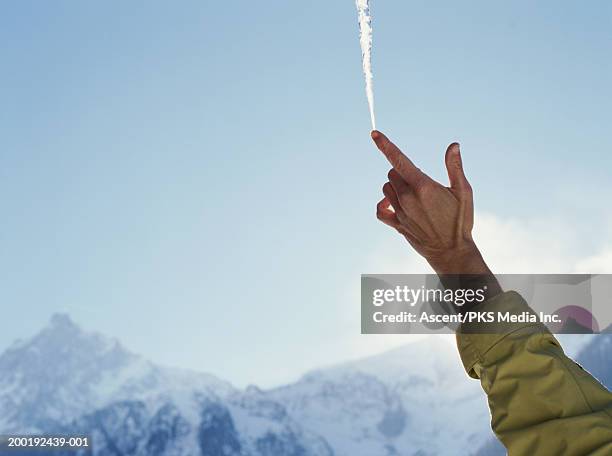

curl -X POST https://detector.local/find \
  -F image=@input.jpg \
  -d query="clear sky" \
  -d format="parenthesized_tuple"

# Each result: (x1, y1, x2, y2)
(1, 1, 611, 388)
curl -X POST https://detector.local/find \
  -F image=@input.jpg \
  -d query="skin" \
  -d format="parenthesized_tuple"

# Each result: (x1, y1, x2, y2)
(371, 130, 497, 279)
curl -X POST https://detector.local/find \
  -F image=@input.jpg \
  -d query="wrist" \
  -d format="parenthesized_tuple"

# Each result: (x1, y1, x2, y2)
(427, 242, 503, 306)
(427, 241, 490, 276)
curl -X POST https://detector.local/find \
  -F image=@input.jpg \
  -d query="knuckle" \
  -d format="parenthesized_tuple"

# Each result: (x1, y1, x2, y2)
(414, 178, 432, 196)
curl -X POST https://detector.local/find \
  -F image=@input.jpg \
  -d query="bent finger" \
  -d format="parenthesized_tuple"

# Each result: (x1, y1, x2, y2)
(376, 197, 402, 230)
(382, 182, 403, 214)
(388, 169, 417, 210)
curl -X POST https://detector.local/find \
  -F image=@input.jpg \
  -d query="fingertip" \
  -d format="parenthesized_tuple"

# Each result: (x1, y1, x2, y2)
(445, 142, 468, 189)
(371, 130, 381, 140)
(445, 142, 461, 163)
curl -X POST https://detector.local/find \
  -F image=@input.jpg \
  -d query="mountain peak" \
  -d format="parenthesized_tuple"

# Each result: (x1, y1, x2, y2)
(0, 313, 142, 432)
(49, 313, 79, 331)
(0, 312, 133, 380)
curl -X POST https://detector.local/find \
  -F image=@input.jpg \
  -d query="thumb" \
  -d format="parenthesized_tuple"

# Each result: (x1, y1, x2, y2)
(445, 142, 470, 191)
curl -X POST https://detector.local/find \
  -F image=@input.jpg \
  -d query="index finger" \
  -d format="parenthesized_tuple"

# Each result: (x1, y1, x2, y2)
(371, 130, 424, 185)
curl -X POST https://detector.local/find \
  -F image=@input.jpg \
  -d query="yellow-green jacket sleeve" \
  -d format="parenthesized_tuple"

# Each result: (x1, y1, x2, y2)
(456, 291, 612, 455)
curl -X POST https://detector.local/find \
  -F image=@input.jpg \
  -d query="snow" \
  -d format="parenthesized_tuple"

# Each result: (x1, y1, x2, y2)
(5, 315, 604, 455)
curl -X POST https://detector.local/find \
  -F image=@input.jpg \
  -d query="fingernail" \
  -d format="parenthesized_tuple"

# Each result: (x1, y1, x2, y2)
(371, 130, 380, 140)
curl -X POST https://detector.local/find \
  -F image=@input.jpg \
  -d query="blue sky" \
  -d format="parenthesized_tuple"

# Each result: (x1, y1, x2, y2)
(1, 1, 611, 387)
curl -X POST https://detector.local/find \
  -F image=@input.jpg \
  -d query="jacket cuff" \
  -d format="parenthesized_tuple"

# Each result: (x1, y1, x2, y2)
(456, 290, 548, 378)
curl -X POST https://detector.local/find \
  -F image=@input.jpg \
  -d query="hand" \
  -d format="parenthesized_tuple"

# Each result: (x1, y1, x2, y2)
(371, 130, 492, 276)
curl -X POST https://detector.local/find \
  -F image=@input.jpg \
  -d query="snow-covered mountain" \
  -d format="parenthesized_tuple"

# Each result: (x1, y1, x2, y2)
(269, 337, 490, 455)
(0, 314, 331, 456)
(1, 314, 608, 455)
